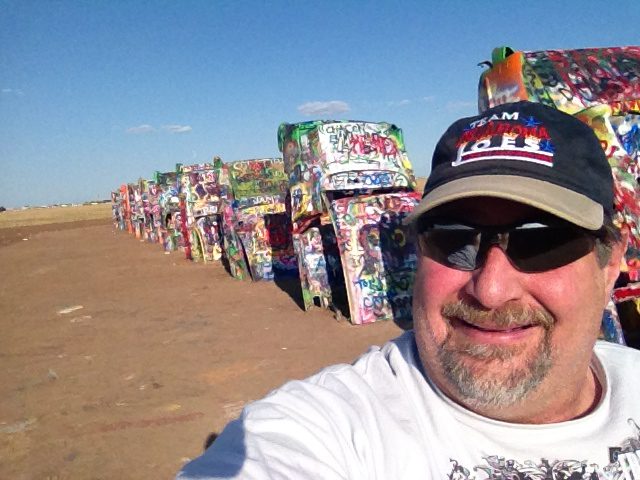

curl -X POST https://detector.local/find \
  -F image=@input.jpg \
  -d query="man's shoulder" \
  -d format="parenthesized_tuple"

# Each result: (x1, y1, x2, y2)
(595, 340, 640, 358)
(279, 330, 417, 386)
(594, 341, 640, 376)
(306, 330, 419, 386)
(248, 330, 421, 416)
(178, 332, 428, 479)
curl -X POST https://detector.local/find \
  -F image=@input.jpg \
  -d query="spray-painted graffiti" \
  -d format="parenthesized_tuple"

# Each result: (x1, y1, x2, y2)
(228, 157, 288, 199)
(142, 179, 159, 243)
(478, 45, 640, 341)
(330, 192, 420, 325)
(116, 184, 131, 233)
(480, 47, 640, 114)
(180, 160, 228, 217)
(130, 181, 147, 240)
(266, 214, 297, 273)
(523, 47, 640, 114)
(179, 157, 230, 263)
(279, 121, 417, 224)
(155, 170, 182, 252)
(326, 170, 412, 191)
(190, 215, 223, 262)
(115, 178, 169, 247)
(222, 158, 296, 281)
(126, 184, 136, 235)
(111, 191, 126, 230)
(234, 215, 275, 280)
(220, 203, 250, 280)
(293, 227, 333, 309)
(316, 122, 411, 173)
(279, 120, 419, 324)
(113, 188, 130, 231)
(602, 298, 626, 344)
(576, 106, 640, 280)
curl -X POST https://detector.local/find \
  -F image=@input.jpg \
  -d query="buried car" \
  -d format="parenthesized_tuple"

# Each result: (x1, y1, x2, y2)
(278, 120, 420, 326)
(221, 157, 296, 281)
(177, 157, 230, 263)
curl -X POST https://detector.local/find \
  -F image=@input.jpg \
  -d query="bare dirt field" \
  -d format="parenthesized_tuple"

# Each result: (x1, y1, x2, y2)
(0, 207, 403, 479)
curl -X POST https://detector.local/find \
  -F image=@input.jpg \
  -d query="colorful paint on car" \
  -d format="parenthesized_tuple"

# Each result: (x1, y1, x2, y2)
(329, 192, 421, 325)
(278, 120, 419, 325)
(154, 169, 182, 252)
(222, 157, 296, 281)
(130, 181, 146, 240)
(178, 157, 230, 263)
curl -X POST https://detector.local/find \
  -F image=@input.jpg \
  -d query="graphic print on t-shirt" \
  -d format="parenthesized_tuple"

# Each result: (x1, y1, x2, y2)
(446, 418, 640, 480)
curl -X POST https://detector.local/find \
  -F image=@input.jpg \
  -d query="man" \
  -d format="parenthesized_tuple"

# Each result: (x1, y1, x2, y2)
(178, 102, 640, 479)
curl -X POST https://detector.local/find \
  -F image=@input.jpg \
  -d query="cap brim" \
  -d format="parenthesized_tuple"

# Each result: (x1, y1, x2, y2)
(404, 175, 604, 230)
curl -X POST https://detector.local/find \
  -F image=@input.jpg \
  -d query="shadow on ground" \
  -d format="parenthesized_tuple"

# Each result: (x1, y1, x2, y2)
(273, 276, 306, 311)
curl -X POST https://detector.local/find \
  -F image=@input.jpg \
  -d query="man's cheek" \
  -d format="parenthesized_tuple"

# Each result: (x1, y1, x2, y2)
(417, 260, 465, 300)
(412, 292, 449, 346)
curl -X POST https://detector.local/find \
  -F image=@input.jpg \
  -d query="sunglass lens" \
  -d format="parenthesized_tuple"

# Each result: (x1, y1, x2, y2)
(421, 230, 480, 271)
(508, 228, 595, 272)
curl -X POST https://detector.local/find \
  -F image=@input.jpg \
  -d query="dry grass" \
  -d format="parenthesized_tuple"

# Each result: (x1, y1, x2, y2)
(0, 203, 112, 229)
(0, 178, 427, 230)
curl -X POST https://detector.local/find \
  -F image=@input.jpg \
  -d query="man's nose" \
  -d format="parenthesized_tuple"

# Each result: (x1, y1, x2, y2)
(464, 245, 525, 309)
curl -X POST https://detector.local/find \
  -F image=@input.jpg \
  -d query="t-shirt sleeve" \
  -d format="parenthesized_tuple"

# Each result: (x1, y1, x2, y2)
(176, 374, 368, 480)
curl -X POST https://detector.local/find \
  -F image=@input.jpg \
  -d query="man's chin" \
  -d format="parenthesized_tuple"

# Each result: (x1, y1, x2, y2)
(438, 339, 553, 408)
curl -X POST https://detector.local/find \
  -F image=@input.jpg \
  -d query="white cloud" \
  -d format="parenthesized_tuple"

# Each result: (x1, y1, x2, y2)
(2, 88, 24, 96)
(446, 100, 477, 112)
(162, 124, 192, 134)
(387, 99, 411, 107)
(385, 96, 435, 107)
(126, 124, 156, 134)
(125, 123, 192, 135)
(297, 100, 350, 116)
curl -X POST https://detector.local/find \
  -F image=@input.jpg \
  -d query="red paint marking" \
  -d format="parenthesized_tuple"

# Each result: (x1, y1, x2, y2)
(95, 411, 205, 433)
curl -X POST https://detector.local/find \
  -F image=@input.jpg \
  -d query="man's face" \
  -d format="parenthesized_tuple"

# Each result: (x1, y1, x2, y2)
(412, 197, 622, 422)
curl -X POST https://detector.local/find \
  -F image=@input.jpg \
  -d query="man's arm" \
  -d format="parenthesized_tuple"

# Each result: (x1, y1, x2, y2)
(177, 376, 368, 480)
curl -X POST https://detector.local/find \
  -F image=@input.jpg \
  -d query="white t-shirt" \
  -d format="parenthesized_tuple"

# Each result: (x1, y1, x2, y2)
(178, 331, 640, 480)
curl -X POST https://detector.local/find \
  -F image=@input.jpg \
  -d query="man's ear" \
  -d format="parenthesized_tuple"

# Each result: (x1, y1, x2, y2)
(604, 226, 630, 298)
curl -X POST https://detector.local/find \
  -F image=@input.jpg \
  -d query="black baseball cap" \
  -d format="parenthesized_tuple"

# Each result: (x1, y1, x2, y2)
(405, 101, 614, 230)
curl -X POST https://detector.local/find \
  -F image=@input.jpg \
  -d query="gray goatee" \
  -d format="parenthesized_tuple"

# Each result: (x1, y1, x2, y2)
(437, 301, 555, 408)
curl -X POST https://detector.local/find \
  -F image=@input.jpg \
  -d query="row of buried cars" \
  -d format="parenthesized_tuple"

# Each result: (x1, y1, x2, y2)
(113, 45, 640, 343)
(112, 121, 421, 327)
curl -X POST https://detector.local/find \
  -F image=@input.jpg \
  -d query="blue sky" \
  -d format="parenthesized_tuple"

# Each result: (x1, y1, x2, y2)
(1, 0, 639, 207)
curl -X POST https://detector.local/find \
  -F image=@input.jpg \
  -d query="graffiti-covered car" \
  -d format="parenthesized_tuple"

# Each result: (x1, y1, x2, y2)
(117, 184, 132, 233)
(123, 183, 135, 234)
(111, 190, 122, 230)
(142, 178, 160, 243)
(278, 120, 420, 326)
(112, 188, 127, 231)
(132, 177, 158, 243)
(154, 169, 183, 252)
(221, 157, 296, 281)
(477, 45, 640, 344)
(129, 181, 147, 240)
(178, 157, 230, 263)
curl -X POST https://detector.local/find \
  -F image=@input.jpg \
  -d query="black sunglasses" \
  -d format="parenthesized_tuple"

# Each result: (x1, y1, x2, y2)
(417, 218, 601, 273)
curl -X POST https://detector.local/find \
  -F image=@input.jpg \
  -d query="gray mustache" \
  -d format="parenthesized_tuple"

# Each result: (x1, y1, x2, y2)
(441, 301, 555, 330)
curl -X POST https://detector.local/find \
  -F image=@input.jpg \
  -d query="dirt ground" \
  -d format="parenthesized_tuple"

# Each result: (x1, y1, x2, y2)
(0, 218, 403, 479)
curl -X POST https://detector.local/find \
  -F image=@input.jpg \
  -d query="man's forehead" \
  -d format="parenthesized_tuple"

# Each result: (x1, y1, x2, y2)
(424, 196, 549, 225)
